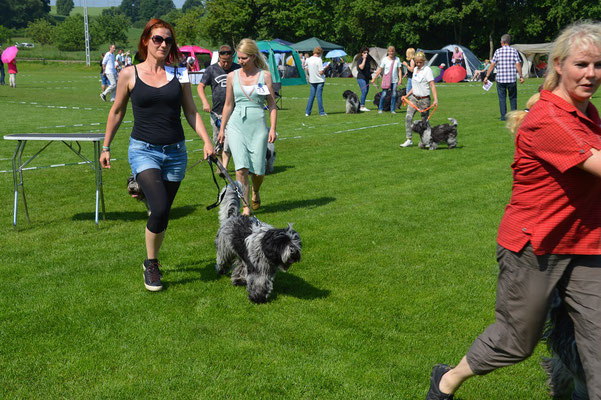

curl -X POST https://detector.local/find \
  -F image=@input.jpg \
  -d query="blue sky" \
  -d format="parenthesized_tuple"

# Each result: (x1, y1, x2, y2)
(50, 0, 186, 8)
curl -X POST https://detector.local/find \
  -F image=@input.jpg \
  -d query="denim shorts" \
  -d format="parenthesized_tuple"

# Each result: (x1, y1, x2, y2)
(101, 73, 109, 86)
(128, 137, 188, 182)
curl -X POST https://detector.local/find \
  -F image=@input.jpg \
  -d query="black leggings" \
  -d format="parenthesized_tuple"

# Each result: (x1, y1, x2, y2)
(135, 168, 181, 233)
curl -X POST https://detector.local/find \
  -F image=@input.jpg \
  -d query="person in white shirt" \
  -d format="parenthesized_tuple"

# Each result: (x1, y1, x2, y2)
(371, 46, 402, 113)
(304, 47, 327, 116)
(100, 44, 118, 102)
(401, 51, 438, 147)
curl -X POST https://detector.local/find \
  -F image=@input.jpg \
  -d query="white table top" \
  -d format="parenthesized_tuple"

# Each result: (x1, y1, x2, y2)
(4, 133, 105, 141)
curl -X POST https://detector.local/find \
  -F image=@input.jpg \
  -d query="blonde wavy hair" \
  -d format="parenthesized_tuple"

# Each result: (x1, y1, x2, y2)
(506, 21, 601, 136)
(236, 38, 269, 71)
(406, 48, 415, 61)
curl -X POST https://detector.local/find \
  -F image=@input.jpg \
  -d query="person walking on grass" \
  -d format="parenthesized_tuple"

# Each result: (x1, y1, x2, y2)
(304, 47, 327, 116)
(426, 22, 601, 400)
(99, 19, 214, 292)
(483, 34, 524, 121)
(356, 47, 372, 112)
(100, 44, 117, 102)
(372, 46, 402, 114)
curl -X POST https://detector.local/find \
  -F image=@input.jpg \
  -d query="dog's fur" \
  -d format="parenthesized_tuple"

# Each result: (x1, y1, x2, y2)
(127, 174, 150, 215)
(342, 90, 360, 114)
(265, 141, 276, 174)
(411, 118, 458, 150)
(541, 290, 588, 400)
(373, 87, 406, 111)
(215, 183, 302, 303)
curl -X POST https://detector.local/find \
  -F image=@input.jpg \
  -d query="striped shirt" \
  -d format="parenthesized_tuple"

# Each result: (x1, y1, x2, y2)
(491, 45, 521, 83)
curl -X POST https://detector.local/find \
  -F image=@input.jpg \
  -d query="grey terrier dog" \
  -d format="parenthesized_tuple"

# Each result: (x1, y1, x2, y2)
(541, 290, 588, 400)
(127, 174, 150, 215)
(342, 90, 360, 114)
(215, 183, 302, 303)
(411, 117, 458, 150)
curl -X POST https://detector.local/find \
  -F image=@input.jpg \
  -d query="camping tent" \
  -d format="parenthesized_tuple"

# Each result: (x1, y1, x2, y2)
(512, 43, 554, 78)
(350, 47, 387, 78)
(419, 44, 482, 80)
(291, 37, 344, 53)
(256, 40, 306, 86)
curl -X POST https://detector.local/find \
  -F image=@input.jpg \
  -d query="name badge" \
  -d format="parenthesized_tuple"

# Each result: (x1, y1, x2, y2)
(255, 82, 270, 95)
(165, 66, 190, 84)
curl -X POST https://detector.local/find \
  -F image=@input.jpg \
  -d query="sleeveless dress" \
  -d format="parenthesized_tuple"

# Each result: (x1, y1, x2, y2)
(226, 69, 268, 175)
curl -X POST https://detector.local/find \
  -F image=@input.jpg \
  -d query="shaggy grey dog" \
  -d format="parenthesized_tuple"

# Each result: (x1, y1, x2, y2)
(342, 90, 360, 114)
(541, 290, 588, 400)
(411, 117, 458, 150)
(266, 141, 276, 174)
(215, 183, 302, 303)
(127, 174, 150, 215)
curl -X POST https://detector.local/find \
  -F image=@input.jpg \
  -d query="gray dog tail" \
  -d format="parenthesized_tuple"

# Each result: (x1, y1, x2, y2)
(218, 183, 241, 224)
(448, 118, 458, 126)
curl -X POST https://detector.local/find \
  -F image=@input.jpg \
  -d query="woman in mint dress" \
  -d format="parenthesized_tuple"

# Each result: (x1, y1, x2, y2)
(219, 39, 277, 215)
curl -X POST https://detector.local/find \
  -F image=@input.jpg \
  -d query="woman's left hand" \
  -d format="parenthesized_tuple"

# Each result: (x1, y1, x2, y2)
(268, 128, 277, 143)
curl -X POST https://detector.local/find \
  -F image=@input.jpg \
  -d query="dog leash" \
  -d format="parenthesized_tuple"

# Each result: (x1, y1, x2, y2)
(401, 96, 438, 121)
(205, 155, 256, 217)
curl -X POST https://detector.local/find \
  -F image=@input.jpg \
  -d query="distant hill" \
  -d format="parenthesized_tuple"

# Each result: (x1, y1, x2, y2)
(49, 0, 185, 8)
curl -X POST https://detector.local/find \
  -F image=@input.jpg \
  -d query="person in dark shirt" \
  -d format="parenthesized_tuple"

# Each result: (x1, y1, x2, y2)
(356, 47, 372, 112)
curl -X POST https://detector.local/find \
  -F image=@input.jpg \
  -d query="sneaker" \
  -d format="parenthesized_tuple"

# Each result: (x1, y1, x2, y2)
(426, 364, 454, 400)
(360, 106, 371, 112)
(143, 259, 163, 291)
(400, 139, 413, 147)
(305, 113, 309, 117)
(100, 93, 107, 102)
(391, 110, 396, 114)
(319, 113, 327, 116)
(378, 110, 383, 114)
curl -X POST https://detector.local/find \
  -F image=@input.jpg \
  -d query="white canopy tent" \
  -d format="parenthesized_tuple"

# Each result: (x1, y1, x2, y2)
(512, 43, 554, 78)
(350, 47, 387, 78)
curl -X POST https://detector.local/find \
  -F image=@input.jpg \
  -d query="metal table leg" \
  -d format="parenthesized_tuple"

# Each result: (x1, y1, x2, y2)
(11, 140, 30, 227)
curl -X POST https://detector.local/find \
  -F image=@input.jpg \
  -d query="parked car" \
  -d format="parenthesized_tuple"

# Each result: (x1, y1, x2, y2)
(16, 43, 35, 48)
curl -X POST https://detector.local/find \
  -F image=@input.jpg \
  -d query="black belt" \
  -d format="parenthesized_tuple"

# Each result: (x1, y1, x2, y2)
(414, 95, 430, 100)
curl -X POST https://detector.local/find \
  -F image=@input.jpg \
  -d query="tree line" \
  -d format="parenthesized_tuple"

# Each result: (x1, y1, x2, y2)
(1, 0, 600, 58)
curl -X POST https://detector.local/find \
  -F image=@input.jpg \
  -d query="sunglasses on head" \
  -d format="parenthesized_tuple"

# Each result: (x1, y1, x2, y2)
(151, 35, 174, 46)
(219, 50, 233, 56)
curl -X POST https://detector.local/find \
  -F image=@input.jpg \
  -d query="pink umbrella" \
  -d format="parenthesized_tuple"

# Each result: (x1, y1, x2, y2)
(442, 65, 467, 83)
(179, 45, 211, 55)
(1, 46, 18, 63)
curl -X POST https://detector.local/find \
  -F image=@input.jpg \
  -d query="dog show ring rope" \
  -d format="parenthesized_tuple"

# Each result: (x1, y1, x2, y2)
(401, 96, 438, 121)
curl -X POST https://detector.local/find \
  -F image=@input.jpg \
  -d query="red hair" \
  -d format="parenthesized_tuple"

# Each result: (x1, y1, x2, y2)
(138, 18, 182, 64)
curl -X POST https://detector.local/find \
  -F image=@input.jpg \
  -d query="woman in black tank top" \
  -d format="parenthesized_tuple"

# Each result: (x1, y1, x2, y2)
(99, 18, 214, 292)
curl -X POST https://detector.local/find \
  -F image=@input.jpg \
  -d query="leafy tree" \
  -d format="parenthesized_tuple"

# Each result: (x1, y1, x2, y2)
(101, 7, 124, 17)
(139, 0, 175, 22)
(3, 0, 51, 28)
(56, 0, 74, 16)
(26, 18, 54, 45)
(119, 0, 141, 23)
(53, 14, 100, 51)
(182, 0, 202, 13)
(174, 8, 202, 45)
(91, 14, 129, 45)
(162, 9, 183, 26)
(0, 25, 12, 46)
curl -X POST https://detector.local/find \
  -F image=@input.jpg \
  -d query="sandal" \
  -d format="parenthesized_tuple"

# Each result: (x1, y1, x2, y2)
(251, 192, 261, 210)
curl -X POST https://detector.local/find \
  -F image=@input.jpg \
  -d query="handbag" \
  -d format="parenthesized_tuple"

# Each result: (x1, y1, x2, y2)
(381, 59, 395, 89)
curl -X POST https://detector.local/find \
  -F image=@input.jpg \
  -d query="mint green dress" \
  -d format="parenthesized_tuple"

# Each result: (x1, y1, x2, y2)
(226, 69, 268, 175)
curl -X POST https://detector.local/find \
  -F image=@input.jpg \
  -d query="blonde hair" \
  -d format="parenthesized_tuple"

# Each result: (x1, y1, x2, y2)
(544, 21, 601, 91)
(414, 51, 426, 62)
(505, 93, 541, 136)
(236, 38, 268, 71)
(406, 48, 415, 60)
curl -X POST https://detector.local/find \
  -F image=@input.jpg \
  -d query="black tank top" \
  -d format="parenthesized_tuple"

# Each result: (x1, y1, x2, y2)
(130, 65, 185, 145)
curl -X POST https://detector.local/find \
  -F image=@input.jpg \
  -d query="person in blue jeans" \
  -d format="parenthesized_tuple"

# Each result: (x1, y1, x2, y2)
(356, 47, 372, 111)
(371, 46, 402, 114)
(0, 47, 5, 85)
(305, 47, 327, 116)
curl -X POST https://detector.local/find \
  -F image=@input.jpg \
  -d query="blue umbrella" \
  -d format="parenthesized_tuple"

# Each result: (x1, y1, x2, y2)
(325, 49, 347, 58)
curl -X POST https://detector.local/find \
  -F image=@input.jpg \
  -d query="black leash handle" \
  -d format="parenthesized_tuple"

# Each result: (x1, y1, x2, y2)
(206, 156, 255, 216)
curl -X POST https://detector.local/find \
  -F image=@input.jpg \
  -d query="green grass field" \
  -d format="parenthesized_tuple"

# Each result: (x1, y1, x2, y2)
(0, 63, 591, 398)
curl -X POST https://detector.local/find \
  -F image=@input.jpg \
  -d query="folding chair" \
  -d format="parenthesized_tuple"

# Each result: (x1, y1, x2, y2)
(272, 82, 282, 109)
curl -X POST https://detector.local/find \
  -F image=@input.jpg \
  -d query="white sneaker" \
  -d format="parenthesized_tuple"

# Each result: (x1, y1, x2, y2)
(305, 113, 309, 117)
(378, 110, 383, 114)
(360, 106, 370, 112)
(400, 139, 413, 148)
(391, 110, 396, 114)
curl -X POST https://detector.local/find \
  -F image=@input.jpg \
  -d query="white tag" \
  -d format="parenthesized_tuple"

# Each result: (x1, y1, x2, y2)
(255, 82, 270, 95)
(483, 80, 493, 91)
(165, 66, 190, 83)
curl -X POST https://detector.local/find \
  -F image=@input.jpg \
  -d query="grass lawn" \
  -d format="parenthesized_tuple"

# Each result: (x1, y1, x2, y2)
(0, 63, 593, 398)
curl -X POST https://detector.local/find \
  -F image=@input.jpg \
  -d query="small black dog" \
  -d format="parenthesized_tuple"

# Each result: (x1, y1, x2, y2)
(342, 90, 360, 114)
(215, 183, 302, 303)
(541, 290, 588, 400)
(127, 174, 150, 215)
(373, 87, 406, 112)
(411, 118, 458, 150)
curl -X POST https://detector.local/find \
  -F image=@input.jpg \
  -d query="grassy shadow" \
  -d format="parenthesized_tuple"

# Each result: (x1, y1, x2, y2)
(259, 196, 336, 213)
(72, 205, 197, 221)
(271, 272, 330, 301)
